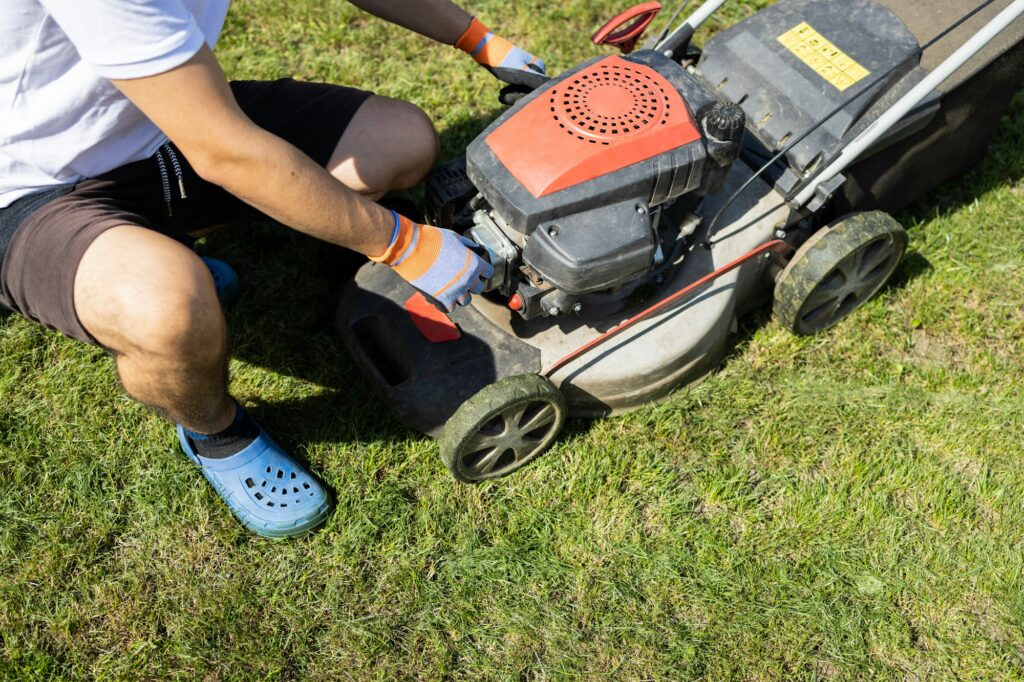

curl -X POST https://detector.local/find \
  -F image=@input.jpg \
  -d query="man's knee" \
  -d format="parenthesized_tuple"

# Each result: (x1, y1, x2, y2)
(75, 227, 226, 363)
(329, 96, 440, 196)
(129, 262, 225, 364)
(388, 99, 440, 190)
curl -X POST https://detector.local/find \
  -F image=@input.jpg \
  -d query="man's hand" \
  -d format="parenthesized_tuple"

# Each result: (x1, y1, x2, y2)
(371, 212, 492, 312)
(456, 17, 548, 86)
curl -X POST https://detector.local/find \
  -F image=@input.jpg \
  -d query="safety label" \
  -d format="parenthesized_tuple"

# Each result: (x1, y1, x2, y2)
(778, 22, 870, 91)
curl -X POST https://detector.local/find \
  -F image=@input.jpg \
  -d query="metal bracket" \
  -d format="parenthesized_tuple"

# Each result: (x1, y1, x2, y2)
(806, 173, 846, 213)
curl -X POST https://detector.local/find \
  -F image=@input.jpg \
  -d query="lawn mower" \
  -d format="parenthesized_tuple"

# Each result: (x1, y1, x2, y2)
(337, 0, 1024, 482)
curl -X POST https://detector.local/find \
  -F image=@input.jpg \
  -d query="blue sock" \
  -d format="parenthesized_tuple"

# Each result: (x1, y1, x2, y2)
(184, 402, 259, 459)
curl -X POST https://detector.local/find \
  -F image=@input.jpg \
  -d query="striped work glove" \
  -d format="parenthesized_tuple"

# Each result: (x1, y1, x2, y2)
(371, 211, 493, 312)
(456, 17, 547, 86)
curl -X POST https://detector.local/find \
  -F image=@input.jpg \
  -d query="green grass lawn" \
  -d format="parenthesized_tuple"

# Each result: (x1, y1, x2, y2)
(3, 1, 1024, 678)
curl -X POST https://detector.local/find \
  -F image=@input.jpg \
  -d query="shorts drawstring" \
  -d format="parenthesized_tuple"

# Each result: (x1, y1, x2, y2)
(155, 142, 187, 217)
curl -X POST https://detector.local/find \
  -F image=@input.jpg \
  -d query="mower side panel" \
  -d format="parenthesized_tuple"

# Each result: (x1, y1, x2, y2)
(531, 162, 791, 415)
(337, 265, 541, 437)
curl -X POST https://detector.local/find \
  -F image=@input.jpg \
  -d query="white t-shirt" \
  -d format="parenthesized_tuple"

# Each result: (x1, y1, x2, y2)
(0, 0, 231, 208)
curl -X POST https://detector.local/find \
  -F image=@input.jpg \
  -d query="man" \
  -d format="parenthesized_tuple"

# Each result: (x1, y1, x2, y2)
(0, 1, 547, 538)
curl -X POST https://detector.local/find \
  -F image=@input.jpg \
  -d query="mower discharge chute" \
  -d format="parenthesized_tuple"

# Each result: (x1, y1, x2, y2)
(338, 0, 1024, 483)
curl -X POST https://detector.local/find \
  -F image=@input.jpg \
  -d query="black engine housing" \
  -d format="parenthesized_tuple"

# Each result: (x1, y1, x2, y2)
(466, 50, 726, 297)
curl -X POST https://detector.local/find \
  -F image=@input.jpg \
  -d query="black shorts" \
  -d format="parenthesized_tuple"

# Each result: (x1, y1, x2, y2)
(0, 78, 373, 346)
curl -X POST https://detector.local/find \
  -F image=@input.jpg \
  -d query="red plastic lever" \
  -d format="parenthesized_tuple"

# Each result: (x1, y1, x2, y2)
(405, 292, 462, 343)
(592, 2, 663, 54)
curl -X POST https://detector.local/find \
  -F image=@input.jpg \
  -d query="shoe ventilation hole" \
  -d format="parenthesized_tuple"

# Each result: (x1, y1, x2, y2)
(548, 63, 671, 145)
(250, 473, 317, 505)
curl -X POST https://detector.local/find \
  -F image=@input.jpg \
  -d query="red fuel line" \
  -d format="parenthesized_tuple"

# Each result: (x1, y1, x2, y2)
(543, 239, 792, 378)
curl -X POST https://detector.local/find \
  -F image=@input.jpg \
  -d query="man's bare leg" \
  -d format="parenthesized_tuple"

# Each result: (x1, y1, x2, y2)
(74, 97, 438, 431)
(74, 226, 235, 434)
(326, 95, 439, 200)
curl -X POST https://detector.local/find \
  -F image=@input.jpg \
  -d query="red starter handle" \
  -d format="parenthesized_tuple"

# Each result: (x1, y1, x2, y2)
(592, 2, 663, 54)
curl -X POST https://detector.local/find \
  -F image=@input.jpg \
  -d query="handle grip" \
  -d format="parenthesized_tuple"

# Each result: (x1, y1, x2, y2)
(592, 2, 663, 54)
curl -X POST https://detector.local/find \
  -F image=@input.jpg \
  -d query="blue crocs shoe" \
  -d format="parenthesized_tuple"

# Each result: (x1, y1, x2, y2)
(202, 257, 241, 305)
(177, 425, 332, 538)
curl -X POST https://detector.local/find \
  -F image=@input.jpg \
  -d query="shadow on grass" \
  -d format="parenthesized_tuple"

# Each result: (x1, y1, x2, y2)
(436, 110, 504, 160)
(195, 224, 395, 448)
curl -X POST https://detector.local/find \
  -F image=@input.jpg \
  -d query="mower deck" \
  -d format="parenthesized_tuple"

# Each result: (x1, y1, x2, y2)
(337, 161, 791, 436)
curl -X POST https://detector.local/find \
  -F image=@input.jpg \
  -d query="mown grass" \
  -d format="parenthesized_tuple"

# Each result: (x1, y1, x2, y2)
(2, 1, 1023, 678)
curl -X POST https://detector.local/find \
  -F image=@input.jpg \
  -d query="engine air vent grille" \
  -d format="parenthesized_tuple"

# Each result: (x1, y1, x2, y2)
(549, 62, 671, 145)
(483, 54, 702, 198)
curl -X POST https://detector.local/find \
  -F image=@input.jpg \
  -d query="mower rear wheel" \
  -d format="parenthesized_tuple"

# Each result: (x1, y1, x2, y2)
(440, 374, 567, 483)
(774, 211, 907, 336)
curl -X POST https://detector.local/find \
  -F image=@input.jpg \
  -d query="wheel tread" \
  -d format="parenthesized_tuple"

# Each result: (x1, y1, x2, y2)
(439, 374, 567, 483)
(774, 211, 908, 336)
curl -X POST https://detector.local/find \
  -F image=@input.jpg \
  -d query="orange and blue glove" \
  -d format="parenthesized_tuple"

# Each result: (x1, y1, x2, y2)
(456, 17, 547, 87)
(371, 211, 493, 312)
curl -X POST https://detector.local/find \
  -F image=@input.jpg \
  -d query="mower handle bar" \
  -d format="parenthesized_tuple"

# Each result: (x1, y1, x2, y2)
(654, 0, 729, 58)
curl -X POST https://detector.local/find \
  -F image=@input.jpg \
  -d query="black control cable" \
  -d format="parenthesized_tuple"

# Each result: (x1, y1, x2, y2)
(651, 1, 692, 48)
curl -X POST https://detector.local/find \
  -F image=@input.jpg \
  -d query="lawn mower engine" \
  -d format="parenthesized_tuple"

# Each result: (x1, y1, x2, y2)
(435, 50, 744, 319)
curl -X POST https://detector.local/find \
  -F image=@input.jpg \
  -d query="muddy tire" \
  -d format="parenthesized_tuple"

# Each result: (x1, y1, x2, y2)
(774, 211, 907, 336)
(439, 374, 567, 483)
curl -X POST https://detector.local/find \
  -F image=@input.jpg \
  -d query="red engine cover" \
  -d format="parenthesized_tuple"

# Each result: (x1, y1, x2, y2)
(486, 55, 702, 199)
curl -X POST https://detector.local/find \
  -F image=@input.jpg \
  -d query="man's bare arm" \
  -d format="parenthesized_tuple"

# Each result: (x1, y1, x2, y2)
(345, 0, 472, 45)
(348, 1, 547, 86)
(111, 46, 393, 257)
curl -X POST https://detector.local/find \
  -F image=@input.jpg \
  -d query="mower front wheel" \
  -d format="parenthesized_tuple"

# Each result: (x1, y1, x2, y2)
(439, 374, 567, 483)
(774, 211, 907, 336)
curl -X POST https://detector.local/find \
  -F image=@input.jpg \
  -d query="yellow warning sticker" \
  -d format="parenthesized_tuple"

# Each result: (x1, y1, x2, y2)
(778, 22, 870, 92)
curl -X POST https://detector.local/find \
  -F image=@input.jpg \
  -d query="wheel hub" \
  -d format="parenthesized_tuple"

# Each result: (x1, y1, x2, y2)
(460, 400, 559, 477)
(799, 235, 900, 329)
